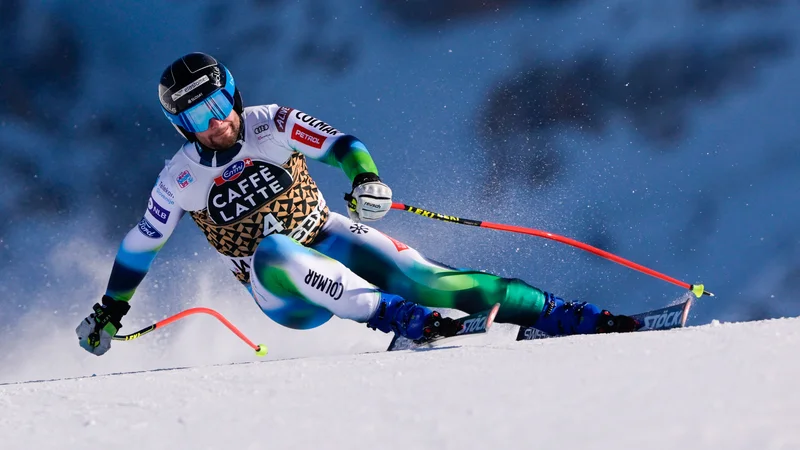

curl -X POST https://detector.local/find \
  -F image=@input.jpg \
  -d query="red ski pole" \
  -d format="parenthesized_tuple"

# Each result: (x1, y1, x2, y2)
(112, 307, 268, 356)
(391, 202, 713, 298)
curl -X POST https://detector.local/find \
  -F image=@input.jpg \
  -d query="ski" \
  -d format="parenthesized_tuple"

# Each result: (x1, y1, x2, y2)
(516, 294, 694, 341)
(387, 303, 501, 351)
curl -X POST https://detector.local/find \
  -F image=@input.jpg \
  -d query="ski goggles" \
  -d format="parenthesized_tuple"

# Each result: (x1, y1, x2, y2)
(162, 87, 235, 133)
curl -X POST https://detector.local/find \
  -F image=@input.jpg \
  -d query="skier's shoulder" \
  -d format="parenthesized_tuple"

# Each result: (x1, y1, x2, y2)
(249, 104, 345, 155)
(242, 104, 293, 134)
(243, 104, 289, 127)
(154, 142, 199, 208)
(240, 104, 278, 143)
(243, 104, 280, 119)
(162, 142, 196, 178)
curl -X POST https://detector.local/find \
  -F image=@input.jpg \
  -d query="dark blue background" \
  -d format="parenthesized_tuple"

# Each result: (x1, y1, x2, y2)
(2, 0, 799, 336)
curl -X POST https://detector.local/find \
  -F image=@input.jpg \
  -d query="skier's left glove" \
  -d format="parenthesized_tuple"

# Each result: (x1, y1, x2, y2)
(344, 172, 392, 222)
(76, 296, 130, 356)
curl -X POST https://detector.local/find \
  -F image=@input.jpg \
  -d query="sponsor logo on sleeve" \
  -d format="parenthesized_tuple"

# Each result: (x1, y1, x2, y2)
(274, 106, 294, 133)
(157, 181, 174, 198)
(147, 196, 171, 224)
(156, 181, 175, 205)
(137, 218, 164, 239)
(291, 124, 326, 149)
(294, 111, 339, 136)
(176, 168, 195, 190)
(170, 75, 209, 101)
(214, 158, 254, 186)
(206, 159, 293, 225)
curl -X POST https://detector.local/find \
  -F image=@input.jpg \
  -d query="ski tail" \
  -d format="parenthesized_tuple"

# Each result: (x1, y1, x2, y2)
(516, 294, 693, 341)
(387, 303, 501, 352)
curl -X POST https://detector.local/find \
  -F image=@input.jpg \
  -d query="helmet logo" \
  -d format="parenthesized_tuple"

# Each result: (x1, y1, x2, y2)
(186, 92, 204, 105)
(171, 75, 210, 101)
(210, 67, 222, 87)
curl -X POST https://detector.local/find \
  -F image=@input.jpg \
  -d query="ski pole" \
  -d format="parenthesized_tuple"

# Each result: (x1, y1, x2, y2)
(112, 307, 268, 356)
(391, 202, 713, 298)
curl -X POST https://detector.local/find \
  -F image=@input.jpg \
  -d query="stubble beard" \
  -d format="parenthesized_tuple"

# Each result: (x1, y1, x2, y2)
(200, 116, 240, 150)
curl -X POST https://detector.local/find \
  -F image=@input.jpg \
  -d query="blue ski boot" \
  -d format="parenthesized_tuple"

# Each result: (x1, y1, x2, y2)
(533, 292, 639, 336)
(367, 293, 462, 341)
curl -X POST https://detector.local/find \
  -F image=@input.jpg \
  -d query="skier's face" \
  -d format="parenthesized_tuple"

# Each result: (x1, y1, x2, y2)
(195, 109, 240, 150)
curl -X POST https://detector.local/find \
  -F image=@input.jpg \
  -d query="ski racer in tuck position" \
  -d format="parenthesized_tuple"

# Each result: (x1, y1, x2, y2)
(77, 52, 639, 355)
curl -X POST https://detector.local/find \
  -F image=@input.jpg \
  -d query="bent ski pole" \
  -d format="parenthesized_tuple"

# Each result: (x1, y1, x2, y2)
(113, 307, 268, 356)
(391, 202, 713, 298)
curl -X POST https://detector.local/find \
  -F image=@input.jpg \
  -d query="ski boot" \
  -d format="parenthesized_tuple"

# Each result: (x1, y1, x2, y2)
(367, 293, 463, 341)
(533, 292, 640, 336)
(595, 310, 640, 333)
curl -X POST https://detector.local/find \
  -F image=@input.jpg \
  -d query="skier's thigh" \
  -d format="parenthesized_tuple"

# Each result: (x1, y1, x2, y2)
(250, 234, 380, 329)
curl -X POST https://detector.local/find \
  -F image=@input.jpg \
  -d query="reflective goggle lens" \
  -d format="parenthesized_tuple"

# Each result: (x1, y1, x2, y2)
(164, 88, 234, 133)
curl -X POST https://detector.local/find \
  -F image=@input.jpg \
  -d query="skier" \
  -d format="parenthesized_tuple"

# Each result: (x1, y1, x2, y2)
(76, 52, 638, 356)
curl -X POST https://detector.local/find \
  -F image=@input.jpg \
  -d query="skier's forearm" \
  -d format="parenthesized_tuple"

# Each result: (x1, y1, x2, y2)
(325, 135, 379, 182)
(104, 178, 184, 302)
(104, 226, 167, 302)
(276, 106, 379, 181)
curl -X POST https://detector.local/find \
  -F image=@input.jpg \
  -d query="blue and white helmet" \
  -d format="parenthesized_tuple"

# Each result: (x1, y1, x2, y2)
(158, 52, 243, 141)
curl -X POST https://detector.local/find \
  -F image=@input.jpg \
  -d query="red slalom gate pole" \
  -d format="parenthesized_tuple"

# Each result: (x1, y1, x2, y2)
(391, 202, 713, 298)
(112, 307, 268, 356)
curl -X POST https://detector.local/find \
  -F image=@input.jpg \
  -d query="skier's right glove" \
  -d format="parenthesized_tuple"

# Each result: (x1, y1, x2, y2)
(76, 296, 130, 356)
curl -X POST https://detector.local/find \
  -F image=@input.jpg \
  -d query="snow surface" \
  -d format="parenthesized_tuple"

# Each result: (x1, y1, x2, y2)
(3, 318, 799, 450)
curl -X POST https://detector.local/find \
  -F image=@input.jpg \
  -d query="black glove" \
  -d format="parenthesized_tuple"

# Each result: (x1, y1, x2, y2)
(75, 296, 130, 356)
